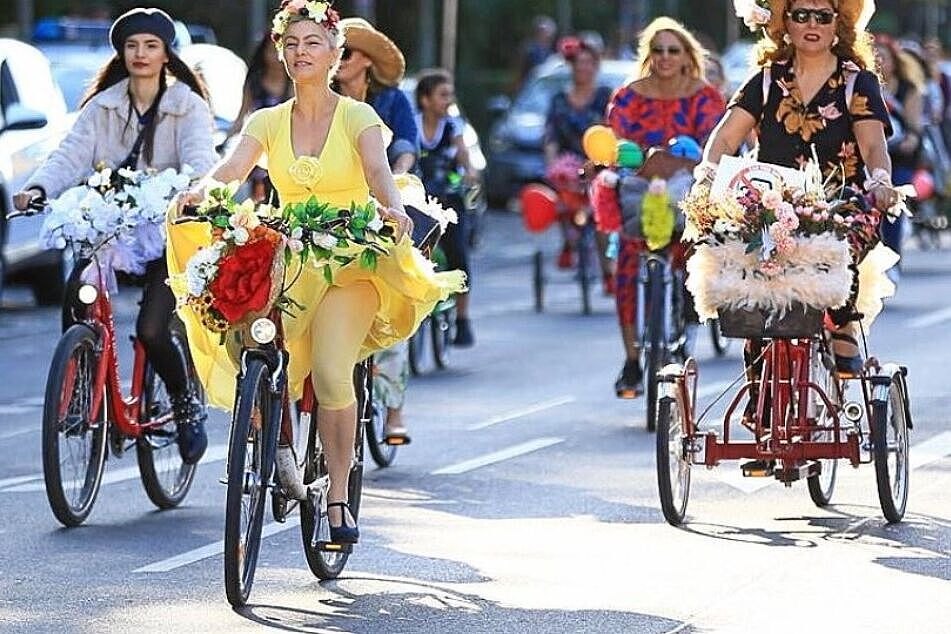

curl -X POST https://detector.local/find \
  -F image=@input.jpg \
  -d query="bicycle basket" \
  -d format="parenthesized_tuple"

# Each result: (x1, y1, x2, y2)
(717, 303, 824, 339)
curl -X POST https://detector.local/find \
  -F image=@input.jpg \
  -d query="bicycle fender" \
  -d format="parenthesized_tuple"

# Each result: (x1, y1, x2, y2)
(869, 363, 912, 428)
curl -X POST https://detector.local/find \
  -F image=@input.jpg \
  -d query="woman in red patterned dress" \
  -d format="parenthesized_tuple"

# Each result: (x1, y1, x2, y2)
(606, 17, 726, 397)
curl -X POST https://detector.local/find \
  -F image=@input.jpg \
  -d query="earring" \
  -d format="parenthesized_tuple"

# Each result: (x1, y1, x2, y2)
(783, 33, 792, 44)
(832, 36, 840, 47)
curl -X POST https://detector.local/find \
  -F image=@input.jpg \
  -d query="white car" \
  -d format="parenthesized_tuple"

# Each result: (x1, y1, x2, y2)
(0, 38, 71, 304)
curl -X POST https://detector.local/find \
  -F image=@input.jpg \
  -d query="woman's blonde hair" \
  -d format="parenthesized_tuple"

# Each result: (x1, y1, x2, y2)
(635, 17, 708, 81)
(754, 0, 877, 71)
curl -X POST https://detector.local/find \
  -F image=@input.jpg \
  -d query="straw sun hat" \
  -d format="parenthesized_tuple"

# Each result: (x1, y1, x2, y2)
(339, 17, 406, 86)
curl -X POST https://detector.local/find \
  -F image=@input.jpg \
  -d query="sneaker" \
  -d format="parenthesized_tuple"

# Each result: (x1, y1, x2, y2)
(614, 359, 643, 399)
(453, 318, 475, 347)
(171, 389, 207, 465)
(557, 244, 574, 269)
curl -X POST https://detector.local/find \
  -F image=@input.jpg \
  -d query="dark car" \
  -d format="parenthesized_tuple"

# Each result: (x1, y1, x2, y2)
(484, 57, 637, 207)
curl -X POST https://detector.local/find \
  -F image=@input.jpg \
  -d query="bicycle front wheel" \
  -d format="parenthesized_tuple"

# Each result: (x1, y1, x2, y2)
(656, 396, 690, 525)
(224, 358, 279, 607)
(137, 319, 200, 509)
(42, 324, 108, 527)
(645, 264, 667, 433)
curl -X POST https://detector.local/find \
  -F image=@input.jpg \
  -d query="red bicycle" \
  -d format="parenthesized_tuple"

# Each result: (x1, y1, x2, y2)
(11, 203, 205, 527)
(655, 304, 911, 526)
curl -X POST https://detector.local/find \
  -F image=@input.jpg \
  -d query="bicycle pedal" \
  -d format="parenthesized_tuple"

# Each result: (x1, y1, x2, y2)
(741, 460, 775, 477)
(315, 541, 353, 554)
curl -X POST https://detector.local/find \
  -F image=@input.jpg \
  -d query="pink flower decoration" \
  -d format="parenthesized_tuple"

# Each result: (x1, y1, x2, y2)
(779, 211, 799, 230)
(776, 236, 797, 257)
(818, 103, 842, 121)
(759, 260, 782, 276)
(287, 0, 307, 10)
(761, 189, 783, 210)
(769, 222, 788, 240)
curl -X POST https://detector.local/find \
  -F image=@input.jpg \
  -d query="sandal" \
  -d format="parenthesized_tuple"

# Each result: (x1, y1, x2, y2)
(383, 425, 412, 446)
(327, 501, 359, 544)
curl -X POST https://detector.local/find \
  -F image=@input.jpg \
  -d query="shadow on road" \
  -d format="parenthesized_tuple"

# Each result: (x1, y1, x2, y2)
(234, 576, 691, 633)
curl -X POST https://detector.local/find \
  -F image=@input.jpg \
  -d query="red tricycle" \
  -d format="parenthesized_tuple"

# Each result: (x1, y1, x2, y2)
(655, 304, 911, 526)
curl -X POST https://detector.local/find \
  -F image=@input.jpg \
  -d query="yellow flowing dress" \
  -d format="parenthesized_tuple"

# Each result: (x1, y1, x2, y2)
(166, 96, 466, 409)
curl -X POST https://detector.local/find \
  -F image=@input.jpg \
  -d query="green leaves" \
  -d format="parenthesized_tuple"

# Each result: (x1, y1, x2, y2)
(359, 249, 378, 272)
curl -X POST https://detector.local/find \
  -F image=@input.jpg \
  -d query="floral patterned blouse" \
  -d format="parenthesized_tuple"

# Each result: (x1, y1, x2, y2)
(729, 57, 892, 190)
(544, 85, 613, 157)
(607, 83, 725, 148)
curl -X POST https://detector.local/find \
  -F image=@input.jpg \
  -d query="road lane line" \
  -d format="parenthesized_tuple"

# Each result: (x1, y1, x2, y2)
(467, 396, 575, 431)
(0, 444, 229, 493)
(134, 517, 301, 573)
(431, 437, 565, 475)
(909, 430, 951, 470)
(696, 381, 736, 400)
(907, 306, 951, 328)
(0, 405, 40, 416)
(0, 426, 39, 441)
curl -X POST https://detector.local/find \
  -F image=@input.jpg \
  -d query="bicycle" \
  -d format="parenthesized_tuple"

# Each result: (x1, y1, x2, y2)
(656, 305, 911, 526)
(408, 295, 457, 375)
(10, 202, 204, 527)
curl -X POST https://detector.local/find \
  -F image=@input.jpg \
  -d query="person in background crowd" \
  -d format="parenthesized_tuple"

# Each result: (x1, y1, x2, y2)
(923, 37, 951, 153)
(875, 34, 924, 265)
(416, 68, 479, 347)
(229, 32, 293, 203)
(514, 15, 557, 91)
(603, 17, 725, 398)
(543, 35, 614, 289)
(15, 7, 218, 464)
(335, 17, 418, 445)
(705, 53, 731, 102)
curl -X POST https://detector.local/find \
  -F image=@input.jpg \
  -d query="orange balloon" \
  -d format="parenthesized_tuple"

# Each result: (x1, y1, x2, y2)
(582, 125, 619, 165)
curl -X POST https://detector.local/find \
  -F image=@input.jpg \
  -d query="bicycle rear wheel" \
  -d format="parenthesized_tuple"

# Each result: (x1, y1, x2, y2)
(645, 263, 666, 433)
(578, 225, 593, 315)
(807, 358, 840, 507)
(301, 363, 368, 579)
(224, 358, 279, 607)
(432, 302, 456, 369)
(871, 374, 910, 523)
(42, 324, 108, 527)
(656, 396, 690, 525)
(532, 250, 544, 313)
(366, 396, 397, 468)
(709, 320, 732, 357)
(137, 319, 200, 509)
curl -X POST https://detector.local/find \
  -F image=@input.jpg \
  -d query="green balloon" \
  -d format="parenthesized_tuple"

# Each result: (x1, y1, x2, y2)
(617, 141, 644, 168)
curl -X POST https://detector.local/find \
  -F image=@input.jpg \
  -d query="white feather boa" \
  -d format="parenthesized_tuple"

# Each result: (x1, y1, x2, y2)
(687, 233, 852, 320)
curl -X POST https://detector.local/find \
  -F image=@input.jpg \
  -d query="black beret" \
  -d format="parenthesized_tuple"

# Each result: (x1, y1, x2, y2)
(109, 8, 176, 53)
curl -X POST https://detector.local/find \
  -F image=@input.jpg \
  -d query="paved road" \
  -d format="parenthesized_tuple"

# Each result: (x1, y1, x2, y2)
(0, 215, 948, 633)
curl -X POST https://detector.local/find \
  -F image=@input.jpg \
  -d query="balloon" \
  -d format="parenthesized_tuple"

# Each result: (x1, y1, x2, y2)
(911, 169, 935, 200)
(582, 125, 619, 165)
(616, 140, 644, 168)
(520, 183, 559, 232)
(667, 135, 702, 161)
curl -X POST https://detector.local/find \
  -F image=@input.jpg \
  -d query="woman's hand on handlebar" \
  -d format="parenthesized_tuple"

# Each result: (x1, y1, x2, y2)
(378, 205, 413, 242)
(13, 188, 43, 211)
(175, 187, 205, 216)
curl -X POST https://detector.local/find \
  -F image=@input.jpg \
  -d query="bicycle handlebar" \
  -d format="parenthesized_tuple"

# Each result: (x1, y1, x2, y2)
(7, 197, 47, 220)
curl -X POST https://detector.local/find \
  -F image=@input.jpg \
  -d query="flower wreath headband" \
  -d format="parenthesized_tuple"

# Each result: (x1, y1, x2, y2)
(732, 0, 875, 34)
(270, 0, 340, 45)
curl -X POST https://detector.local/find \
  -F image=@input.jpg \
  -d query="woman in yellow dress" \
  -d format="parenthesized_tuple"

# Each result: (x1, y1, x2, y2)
(169, 0, 464, 543)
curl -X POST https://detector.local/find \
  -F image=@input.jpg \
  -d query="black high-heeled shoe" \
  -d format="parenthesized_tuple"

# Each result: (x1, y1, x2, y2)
(327, 501, 359, 544)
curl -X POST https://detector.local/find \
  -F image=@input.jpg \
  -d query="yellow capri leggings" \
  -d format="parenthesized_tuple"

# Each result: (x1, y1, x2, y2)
(310, 281, 380, 410)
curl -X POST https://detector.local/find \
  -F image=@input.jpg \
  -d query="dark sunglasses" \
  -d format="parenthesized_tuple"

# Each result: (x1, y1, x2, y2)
(341, 47, 354, 60)
(651, 45, 683, 56)
(786, 8, 838, 25)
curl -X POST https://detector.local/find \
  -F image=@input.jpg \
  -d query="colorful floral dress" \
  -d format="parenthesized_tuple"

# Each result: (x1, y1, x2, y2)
(729, 58, 892, 191)
(606, 83, 726, 326)
(167, 96, 466, 409)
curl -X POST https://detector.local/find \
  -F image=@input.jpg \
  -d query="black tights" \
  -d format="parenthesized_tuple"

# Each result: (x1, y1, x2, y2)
(62, 257, 188, 395)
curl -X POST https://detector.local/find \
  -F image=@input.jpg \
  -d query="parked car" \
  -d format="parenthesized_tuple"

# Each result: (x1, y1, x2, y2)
(0, 38, 72, 304)
(484, 57, 637, 207)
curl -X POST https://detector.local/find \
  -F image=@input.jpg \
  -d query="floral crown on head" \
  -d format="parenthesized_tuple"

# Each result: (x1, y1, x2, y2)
(733, 0, 773, 32)
(271, 0, 340, 44)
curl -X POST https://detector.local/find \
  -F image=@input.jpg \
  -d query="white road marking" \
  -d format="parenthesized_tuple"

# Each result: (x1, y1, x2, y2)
(431, 437, 565, 475)
(0, 405, 40, 416)
(907, 306, 951, 328)
(909, 430, 951, 470)
(696, 381, 737, 400)
(715, 430, 951, 494)
(0, 426, 38, 441)
(0, 444, 229, 493)
(467, 396, 575, 431)
(134, 517, 301, 573)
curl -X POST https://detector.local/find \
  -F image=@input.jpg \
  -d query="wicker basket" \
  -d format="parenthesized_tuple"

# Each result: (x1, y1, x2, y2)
(717, 303, 824, 339)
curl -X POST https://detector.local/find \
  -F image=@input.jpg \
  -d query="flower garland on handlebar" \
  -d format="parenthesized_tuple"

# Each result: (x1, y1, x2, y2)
(40, 163, 193, 290)
(173, 182, 396, 338)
